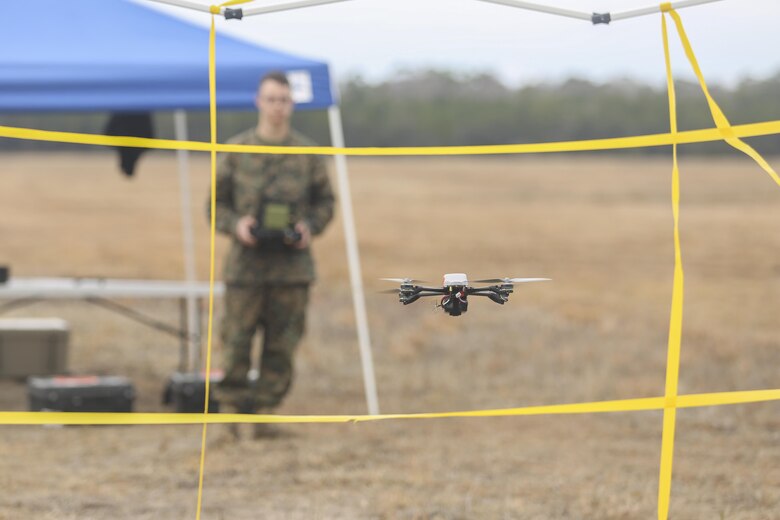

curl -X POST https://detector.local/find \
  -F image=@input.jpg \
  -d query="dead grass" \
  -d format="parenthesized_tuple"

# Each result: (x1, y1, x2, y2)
(0, 152, 778, 519)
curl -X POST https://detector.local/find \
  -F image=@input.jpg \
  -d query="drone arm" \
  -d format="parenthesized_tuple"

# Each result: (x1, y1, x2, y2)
(399, 287, 447, 305)
(411, 286, 448, 294)
(401, 292, 447, 305)
(467, 291, 507, 305)
(466, 285, 511, 295)
(466, 286, 512, 304)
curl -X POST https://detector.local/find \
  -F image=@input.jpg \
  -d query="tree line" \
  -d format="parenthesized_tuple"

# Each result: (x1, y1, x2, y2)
(2, 68, 778, 154)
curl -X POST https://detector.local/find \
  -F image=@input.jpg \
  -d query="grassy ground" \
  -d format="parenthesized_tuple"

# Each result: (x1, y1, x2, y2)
(0, 152, 778, 519)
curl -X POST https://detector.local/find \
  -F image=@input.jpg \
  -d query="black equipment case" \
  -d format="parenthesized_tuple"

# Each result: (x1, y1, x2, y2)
(28, 375, 135, 412)
(162, 371, 221, 413)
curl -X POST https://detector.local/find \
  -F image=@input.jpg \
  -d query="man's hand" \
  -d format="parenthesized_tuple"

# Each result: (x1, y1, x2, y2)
(235, 215, 258, 247)
(292, 220, 311, 249)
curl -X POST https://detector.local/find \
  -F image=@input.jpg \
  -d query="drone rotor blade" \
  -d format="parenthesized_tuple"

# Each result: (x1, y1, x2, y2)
(473, 277, 551, 284)
(378, 289, 401, 294)
(379, 278, 428, 283)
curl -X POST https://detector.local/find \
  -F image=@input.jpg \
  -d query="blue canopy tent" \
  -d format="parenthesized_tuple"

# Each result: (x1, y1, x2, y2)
(0, 0, 334, 111)
(0, 0, 378, 413)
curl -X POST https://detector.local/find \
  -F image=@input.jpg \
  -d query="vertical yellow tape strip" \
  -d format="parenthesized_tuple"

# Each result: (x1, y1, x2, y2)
(195, 14, 218, 520)
(666, 9, 780, 187)
(658, 12, 683, 520)
(658, 8, 780, 519)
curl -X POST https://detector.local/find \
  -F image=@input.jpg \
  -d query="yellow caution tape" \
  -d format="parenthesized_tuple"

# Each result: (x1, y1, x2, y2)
(195, 14, 220, 520)
(658, 13, 682, 520)
(0, 389, 778, 426)
(1, 120, 780, 156)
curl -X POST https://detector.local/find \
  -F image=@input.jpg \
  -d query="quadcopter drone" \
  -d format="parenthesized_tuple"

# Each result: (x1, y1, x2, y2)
(381, 273, 550, 317)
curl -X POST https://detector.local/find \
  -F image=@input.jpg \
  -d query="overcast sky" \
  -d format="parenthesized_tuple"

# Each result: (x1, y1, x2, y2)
(143, 0, 780, 87)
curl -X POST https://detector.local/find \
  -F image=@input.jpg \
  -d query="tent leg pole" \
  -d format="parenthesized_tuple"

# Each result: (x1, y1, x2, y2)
(327, 105, 380, 416)
(174, 110, 200, 373)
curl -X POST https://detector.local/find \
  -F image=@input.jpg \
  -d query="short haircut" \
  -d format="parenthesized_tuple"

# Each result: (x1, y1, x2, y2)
(260, 71, 290, 88)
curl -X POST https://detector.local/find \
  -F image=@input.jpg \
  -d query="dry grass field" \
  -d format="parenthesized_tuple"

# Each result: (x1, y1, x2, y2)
(0, 151, 778, 519)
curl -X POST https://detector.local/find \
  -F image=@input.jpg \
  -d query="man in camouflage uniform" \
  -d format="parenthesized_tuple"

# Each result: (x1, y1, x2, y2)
(209, 71, 335, 432)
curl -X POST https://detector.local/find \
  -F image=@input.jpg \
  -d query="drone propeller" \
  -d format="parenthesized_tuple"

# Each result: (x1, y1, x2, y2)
(473, 277, 551, 284)
(379, 278, 428, 284)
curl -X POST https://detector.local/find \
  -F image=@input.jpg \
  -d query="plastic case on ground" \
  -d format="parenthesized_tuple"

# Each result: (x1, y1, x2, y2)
(162, 371, 222, 413)
(28, 375, 135, 412)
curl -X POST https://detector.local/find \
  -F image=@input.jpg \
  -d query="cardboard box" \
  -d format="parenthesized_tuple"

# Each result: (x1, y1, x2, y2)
(0, 318, 69, 378)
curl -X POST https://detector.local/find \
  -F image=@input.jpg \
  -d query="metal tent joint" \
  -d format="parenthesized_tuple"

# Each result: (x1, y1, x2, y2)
(591, 12, 611, 24)
(224, 7, 243, 20)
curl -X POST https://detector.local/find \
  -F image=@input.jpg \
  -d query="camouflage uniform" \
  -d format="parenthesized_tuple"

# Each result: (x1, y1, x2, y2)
(209, 128, 335, 411)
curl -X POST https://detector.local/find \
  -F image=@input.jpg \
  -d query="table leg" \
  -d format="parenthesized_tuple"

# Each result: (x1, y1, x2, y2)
(179, 297, 187, 372)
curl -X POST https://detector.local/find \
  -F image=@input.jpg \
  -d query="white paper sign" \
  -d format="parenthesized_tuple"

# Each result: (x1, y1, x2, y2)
(286, 70, 313, 104)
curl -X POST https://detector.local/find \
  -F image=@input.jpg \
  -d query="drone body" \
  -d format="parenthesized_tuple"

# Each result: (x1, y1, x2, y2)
(381, 273, 550, 316)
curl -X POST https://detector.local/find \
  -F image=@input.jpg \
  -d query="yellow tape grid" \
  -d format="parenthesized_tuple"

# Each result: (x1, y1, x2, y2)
(0, 5, 778, 520)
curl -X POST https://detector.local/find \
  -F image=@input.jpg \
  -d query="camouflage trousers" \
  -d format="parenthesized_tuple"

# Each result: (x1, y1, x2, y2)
(218, 283, 309, 411)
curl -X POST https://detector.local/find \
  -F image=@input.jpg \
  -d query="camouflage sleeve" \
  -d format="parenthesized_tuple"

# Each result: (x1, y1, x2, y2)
(306, 155, 335, 236)
(207, 152, 241, 237)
